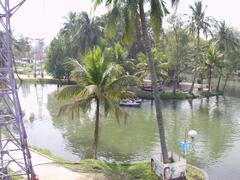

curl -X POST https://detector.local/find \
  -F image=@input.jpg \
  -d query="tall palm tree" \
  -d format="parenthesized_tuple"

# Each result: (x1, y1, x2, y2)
(205, 44, 222, 93)
(95, 0, 179, 164)
(189, 0, 212, 93)
(75, 12, 104, 54)
(214, 21, 239, 92)
(60, 12, 104, 57)
(61, 11, 79, 58)
(57, 47, 137, 159)
(214, 21, 239, 53)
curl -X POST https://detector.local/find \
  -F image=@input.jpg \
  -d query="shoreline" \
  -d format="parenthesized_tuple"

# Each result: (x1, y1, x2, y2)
(30, 146, 206, 180)
(18, 77, 221, 100)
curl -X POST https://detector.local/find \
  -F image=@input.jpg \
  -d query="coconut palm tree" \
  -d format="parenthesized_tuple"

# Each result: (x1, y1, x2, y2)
(75, 12, 104, 54)
(188, 0, 212, 93)
(57, 47, 137, 159)
(214, 21, 239, 92)
(205, 44, 222, 93)
(214, 21, 239, 53)
(60, 11, 80, 58)
(95, 0, 179, 164)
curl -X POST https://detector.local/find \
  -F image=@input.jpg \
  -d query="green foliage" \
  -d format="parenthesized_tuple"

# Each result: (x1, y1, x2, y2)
(46, 11, 105, 79)
(45, 38, 68, 79)
(57, 47, 138, 157)
(13, 35, 33, 60)
(135, 49, 169, 80)
(58, 47, 138, 117)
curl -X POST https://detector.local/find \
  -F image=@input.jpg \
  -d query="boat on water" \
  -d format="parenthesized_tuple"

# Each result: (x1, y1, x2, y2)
(119, 99, 142, 107)
(135, 98, 143, 103)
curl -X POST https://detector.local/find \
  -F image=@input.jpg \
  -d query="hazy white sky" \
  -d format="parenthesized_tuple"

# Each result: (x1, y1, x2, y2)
(10, 0, 240, 45)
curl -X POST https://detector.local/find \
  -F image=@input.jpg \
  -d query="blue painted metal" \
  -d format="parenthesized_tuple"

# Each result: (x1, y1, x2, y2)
(0, 1, 36, 179)
(180, 141, 191, 152)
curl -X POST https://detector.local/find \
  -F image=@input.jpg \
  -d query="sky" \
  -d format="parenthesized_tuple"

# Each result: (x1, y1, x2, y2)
(8, 0, 240, 45)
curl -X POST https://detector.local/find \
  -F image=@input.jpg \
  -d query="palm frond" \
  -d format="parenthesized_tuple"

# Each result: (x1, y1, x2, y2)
(150, 0, 168, 41)
(106, 75, 139, 92)
(103, 96, 128, 123)
(76, 85, 98, 100)
(58, 97, 93, 118)
(57, 85, 84, 100)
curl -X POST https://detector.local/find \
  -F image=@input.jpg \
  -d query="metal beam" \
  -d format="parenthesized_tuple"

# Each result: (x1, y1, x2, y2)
(0, 0, 36, 179)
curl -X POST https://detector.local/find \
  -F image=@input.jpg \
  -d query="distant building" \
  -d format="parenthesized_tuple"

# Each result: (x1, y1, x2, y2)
(20, 58, 32, 64)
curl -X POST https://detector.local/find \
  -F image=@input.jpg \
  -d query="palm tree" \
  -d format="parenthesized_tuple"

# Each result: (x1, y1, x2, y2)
(214, 21, 239, 92)
(95, 0, 179, 164)
(75, 12, 104, 54)
(205, 44, 222, 93)
(188, 0, 212, 93)
(61, 11, 79, 58)
(135, 49, 169, 81)
(60, 12, 104, 57)
(214, 21, 239, 53)
(57, 47, 137, 159)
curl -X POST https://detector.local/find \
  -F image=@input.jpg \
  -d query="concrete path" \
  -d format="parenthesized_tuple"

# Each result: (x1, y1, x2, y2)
(5, 142, 102, 180)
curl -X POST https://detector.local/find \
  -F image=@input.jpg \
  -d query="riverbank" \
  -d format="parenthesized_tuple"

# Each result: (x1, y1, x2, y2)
(133, 86, 221, 100)
(31, 147, 205, 180)
(63, 159, 205, 180)
(17, 75, 220, 100)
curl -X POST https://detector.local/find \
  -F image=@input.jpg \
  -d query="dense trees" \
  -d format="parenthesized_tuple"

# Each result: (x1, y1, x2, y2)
(44, 0, 240, 164)
(46, 3, 240, 92)
(46, 11, 105, 79)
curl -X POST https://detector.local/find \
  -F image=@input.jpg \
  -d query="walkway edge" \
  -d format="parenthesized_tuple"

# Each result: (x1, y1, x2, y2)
(188, 164, 209, 180)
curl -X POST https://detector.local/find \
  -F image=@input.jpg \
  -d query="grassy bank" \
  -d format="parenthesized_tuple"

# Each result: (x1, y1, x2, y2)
(134, 87, 221, 100)
(135, 89, 201, 100)
(63, 159, 205, 180)
(30, 147, 204, 180)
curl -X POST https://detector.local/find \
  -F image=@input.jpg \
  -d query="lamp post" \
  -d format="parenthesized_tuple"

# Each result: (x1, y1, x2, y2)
(180, 129, 198, 154)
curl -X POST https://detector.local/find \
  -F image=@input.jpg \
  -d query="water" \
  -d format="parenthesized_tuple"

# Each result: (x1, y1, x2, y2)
(18, 82, 240, 180)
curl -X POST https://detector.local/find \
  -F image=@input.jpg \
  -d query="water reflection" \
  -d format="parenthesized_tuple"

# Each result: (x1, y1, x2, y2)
(17, 82, 240, 179)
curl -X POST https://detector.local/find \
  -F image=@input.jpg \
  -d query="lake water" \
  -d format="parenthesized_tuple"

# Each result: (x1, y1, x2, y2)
(18, 82, 240, 180)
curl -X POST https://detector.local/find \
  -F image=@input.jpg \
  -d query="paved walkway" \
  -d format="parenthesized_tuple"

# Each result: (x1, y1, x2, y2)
(6, 142, 102, 180)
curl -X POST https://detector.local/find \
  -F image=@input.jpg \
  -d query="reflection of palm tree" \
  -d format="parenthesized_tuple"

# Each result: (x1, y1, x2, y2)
(48, 94, 159, 161)
(57, 47, 137, 159)
(34, 83, 44, 122)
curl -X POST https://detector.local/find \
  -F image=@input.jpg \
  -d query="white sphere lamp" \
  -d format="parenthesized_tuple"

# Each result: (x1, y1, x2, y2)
(188, 130, 198, 139)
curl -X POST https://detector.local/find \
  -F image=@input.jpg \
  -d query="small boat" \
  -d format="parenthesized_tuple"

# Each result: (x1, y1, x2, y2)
(134, 98, 143, 103)
(119, 100, 141, 107)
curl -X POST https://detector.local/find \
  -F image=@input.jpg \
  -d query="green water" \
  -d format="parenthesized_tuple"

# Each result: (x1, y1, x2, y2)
(19, 82, 240, 180)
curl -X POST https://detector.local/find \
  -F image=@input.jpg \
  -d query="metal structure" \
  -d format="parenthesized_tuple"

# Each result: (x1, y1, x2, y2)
(26, 37, 44, 78)
(0, 0, 36, 179)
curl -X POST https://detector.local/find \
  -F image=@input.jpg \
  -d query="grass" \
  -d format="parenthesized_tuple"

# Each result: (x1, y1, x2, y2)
(30, 146, 67, 163)
(63, 159, 205, 180)
(29, 146, 205, 180)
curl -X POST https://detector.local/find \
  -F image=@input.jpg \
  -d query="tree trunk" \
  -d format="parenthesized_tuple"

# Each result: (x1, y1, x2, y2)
(139, 0, 169, 164)
(93, 98, 100, 159)
(222, 75, 229, 93)
(190, 28, 200, 94)
(173, 79, 177, 95)
(189, 70, 197, 93)
(216, 74, 222, 92)
(208, 67, 212, 93)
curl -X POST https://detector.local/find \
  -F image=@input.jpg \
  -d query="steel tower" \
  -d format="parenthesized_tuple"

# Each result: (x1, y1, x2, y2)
(0, 0, 36, 179)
